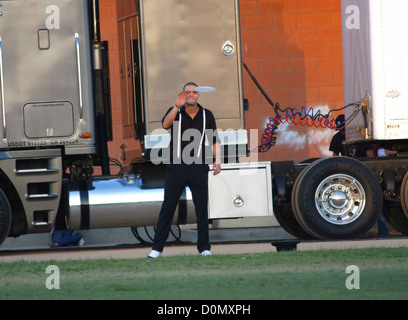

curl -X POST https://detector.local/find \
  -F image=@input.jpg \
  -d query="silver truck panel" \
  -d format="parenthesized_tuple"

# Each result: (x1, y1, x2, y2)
(139, 0, 245, 134)
(0, 149, 62, 234)
(0, 0, 95, 154)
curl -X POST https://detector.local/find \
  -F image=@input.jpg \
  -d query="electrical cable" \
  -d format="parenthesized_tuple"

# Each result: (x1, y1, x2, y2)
(242, 61, 363, 152)
(130, 225, 182, 246)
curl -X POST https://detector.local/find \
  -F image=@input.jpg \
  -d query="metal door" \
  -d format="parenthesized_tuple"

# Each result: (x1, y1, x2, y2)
(138, 0, 244, 134)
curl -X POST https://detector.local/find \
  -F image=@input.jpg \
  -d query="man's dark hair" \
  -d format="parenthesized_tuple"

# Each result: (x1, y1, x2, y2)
(183, 82, 198, 90)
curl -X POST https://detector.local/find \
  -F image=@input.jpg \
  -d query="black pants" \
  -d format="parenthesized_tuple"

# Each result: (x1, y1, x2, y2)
(152, 164, 211, 253)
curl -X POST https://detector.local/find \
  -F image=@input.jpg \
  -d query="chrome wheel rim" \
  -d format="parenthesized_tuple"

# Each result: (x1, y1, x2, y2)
(315, 174, 366, 225)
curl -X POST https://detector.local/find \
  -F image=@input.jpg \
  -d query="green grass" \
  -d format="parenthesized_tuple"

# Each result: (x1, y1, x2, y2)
(0, 247, 407, 300)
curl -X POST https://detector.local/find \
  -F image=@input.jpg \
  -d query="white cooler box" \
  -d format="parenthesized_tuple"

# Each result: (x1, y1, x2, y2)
(208, 162, 273, 219)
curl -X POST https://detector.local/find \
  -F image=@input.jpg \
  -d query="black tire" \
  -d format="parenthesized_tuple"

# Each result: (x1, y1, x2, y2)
(383, 200, 408, 235)
(274, 204, 315, 240)
(291, 157, 382, 240)
(273, 159, 317, 240)
(0, 189, 11, 246)
(399, 171, 408, 221)
(385, 171, 408, 235)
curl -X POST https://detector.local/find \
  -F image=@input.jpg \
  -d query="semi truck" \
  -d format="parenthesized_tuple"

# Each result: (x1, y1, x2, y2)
(0, 0, 407, 248)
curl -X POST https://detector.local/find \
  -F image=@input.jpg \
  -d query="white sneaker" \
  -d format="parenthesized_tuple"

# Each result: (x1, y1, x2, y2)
(200, 250, 212, 256)
(148, 250, 162, 259)
(78, 238, 85, 247)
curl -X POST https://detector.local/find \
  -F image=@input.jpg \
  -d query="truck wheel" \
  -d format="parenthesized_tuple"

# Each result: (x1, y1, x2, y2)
(0, 189, 11, 246)
(383, 200, 408, 235)
(291, 157, 382, 240)
(274, 204, 315, 240)
(399, 171, 408, 220)
(387, 172, 408, 235)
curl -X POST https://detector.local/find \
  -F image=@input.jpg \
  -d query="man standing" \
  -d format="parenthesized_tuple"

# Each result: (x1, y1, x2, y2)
(148, 82, 221, 258)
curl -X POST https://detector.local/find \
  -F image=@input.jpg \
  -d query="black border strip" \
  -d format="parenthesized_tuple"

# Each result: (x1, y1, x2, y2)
(79, 181, 90, 229)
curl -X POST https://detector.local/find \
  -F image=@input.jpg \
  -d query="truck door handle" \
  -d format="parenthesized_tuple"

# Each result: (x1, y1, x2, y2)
(75, 33, 84, 122)
(222, 41, 235, 56)
(0, 36, 6, 142)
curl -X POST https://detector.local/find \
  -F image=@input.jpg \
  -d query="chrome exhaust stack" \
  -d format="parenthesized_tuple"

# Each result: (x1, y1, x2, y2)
(67, 174, 196, 230)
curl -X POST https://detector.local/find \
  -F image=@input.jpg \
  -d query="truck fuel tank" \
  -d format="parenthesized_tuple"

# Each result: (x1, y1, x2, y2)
(67, 175, 196, 230)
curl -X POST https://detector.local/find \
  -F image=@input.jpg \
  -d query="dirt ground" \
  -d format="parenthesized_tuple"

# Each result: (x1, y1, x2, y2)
(1, 237, 407, 263)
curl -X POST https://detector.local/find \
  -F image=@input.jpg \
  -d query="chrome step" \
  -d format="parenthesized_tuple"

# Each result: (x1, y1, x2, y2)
(26, 193, 58, 200)
(15, 168, 60, 174)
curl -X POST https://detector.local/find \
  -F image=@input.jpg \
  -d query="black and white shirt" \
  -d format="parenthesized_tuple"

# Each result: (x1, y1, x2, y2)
(162, 104, 220, 165)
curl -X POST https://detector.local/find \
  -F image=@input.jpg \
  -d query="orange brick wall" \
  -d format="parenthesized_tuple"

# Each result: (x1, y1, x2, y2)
(99, 0, 142, 173)
(241, 0, 344, 162)
(98, 0, 344, 167)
